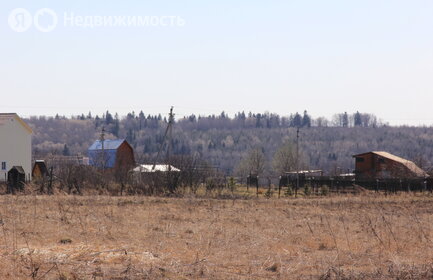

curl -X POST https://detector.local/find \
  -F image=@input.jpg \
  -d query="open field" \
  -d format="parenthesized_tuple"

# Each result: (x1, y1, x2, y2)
(0, 194, 433, 279)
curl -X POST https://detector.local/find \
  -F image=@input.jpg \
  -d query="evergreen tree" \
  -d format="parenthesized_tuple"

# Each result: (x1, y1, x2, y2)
(105, 110, 113, 124)
(111, 118, 120, 137)
(62, 144, 70, 156)
(292, 112, 302, 127)
(139, 110, 145, 130)
(354, 111, 362, 126)
(188, 114, 196, 122)
(255, 114, 263, 128)
(94, 115, 100, 128)
(126, 128, 134, 143)
(342, 112, 349, 127)
(302, 110, 311, 128)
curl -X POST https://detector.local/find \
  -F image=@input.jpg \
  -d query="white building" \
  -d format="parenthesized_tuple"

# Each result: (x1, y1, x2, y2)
(0, 113, 32, 182)
(132, 164, 181, 173)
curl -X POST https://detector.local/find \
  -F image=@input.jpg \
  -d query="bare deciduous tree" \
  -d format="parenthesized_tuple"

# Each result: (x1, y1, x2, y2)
(242, 148, 266, 176)
(273, 142, 295, 174)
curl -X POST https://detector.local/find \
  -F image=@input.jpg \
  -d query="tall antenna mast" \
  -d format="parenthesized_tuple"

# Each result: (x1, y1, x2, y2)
(152, 107, 175, 171)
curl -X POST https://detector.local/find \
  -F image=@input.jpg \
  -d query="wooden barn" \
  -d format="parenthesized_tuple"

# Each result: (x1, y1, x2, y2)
(353, 151, 428, 179)
(88, 139, 135, 170)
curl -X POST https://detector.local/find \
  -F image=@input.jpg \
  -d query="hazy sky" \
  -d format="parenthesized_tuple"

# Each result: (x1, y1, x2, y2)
(1, 1, 432, 125)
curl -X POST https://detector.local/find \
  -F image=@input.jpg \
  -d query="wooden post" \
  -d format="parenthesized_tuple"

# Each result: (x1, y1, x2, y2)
(296, 127, 299, 198)
(48, 167, 53, 195)
(278, 179, 281, 198)
(247, 174, 249, 193)
(267, 177, 271, 198)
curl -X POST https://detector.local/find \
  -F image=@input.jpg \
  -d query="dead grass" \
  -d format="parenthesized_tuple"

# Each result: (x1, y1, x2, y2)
(0, 193, 432, 279)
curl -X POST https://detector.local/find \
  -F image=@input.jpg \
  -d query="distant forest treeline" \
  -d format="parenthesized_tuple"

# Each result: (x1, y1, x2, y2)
(27, 110, 433, 175)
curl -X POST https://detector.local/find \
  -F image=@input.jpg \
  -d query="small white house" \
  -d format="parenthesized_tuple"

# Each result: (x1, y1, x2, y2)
(0, 113, 32, 182)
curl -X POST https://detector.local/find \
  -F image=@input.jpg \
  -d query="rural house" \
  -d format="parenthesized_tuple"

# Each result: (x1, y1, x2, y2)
(353, 151, 428, 179)
(0, 113, 32, 182)
(88, 139, 135, 169)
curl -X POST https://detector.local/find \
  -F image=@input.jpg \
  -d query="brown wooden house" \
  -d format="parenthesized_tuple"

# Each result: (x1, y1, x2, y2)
(88, 139, 135, 170)
(353, 151, 428, 179)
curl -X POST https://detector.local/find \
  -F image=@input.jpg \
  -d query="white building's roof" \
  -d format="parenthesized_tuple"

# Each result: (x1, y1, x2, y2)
(0, 113, 33, 134)
(132, 164, 180, 173)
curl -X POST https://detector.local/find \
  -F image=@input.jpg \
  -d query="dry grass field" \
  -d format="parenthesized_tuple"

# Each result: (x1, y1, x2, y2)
(1, 193, 433, 279)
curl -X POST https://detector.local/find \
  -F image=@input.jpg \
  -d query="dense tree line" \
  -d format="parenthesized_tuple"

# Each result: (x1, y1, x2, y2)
(27, 110, 433, 176)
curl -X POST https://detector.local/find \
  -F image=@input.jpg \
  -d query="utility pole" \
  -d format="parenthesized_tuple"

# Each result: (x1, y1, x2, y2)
(166, 106, 174, 172)
(296, 127, 299, 197)
(152, 106, 175, 171)
(100, 126, 105, 170)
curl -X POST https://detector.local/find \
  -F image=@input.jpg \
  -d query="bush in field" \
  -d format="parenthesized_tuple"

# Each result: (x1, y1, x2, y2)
(285, 184, 293, 197)
(304, 184, 312, 196)
(265, 187, 273, 198)
(228, 177, 236, 193)
(320, 185, 330, 196)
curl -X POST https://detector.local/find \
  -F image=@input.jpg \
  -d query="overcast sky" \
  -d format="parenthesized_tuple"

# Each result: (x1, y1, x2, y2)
(1, 0, 432, 125)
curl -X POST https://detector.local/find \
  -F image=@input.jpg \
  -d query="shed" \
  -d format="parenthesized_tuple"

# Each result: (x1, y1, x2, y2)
(353, 151, 428, 179)
(32, 160, 49, 179)
(88, 139, 135, 169)
(8, 166, 26, 191)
